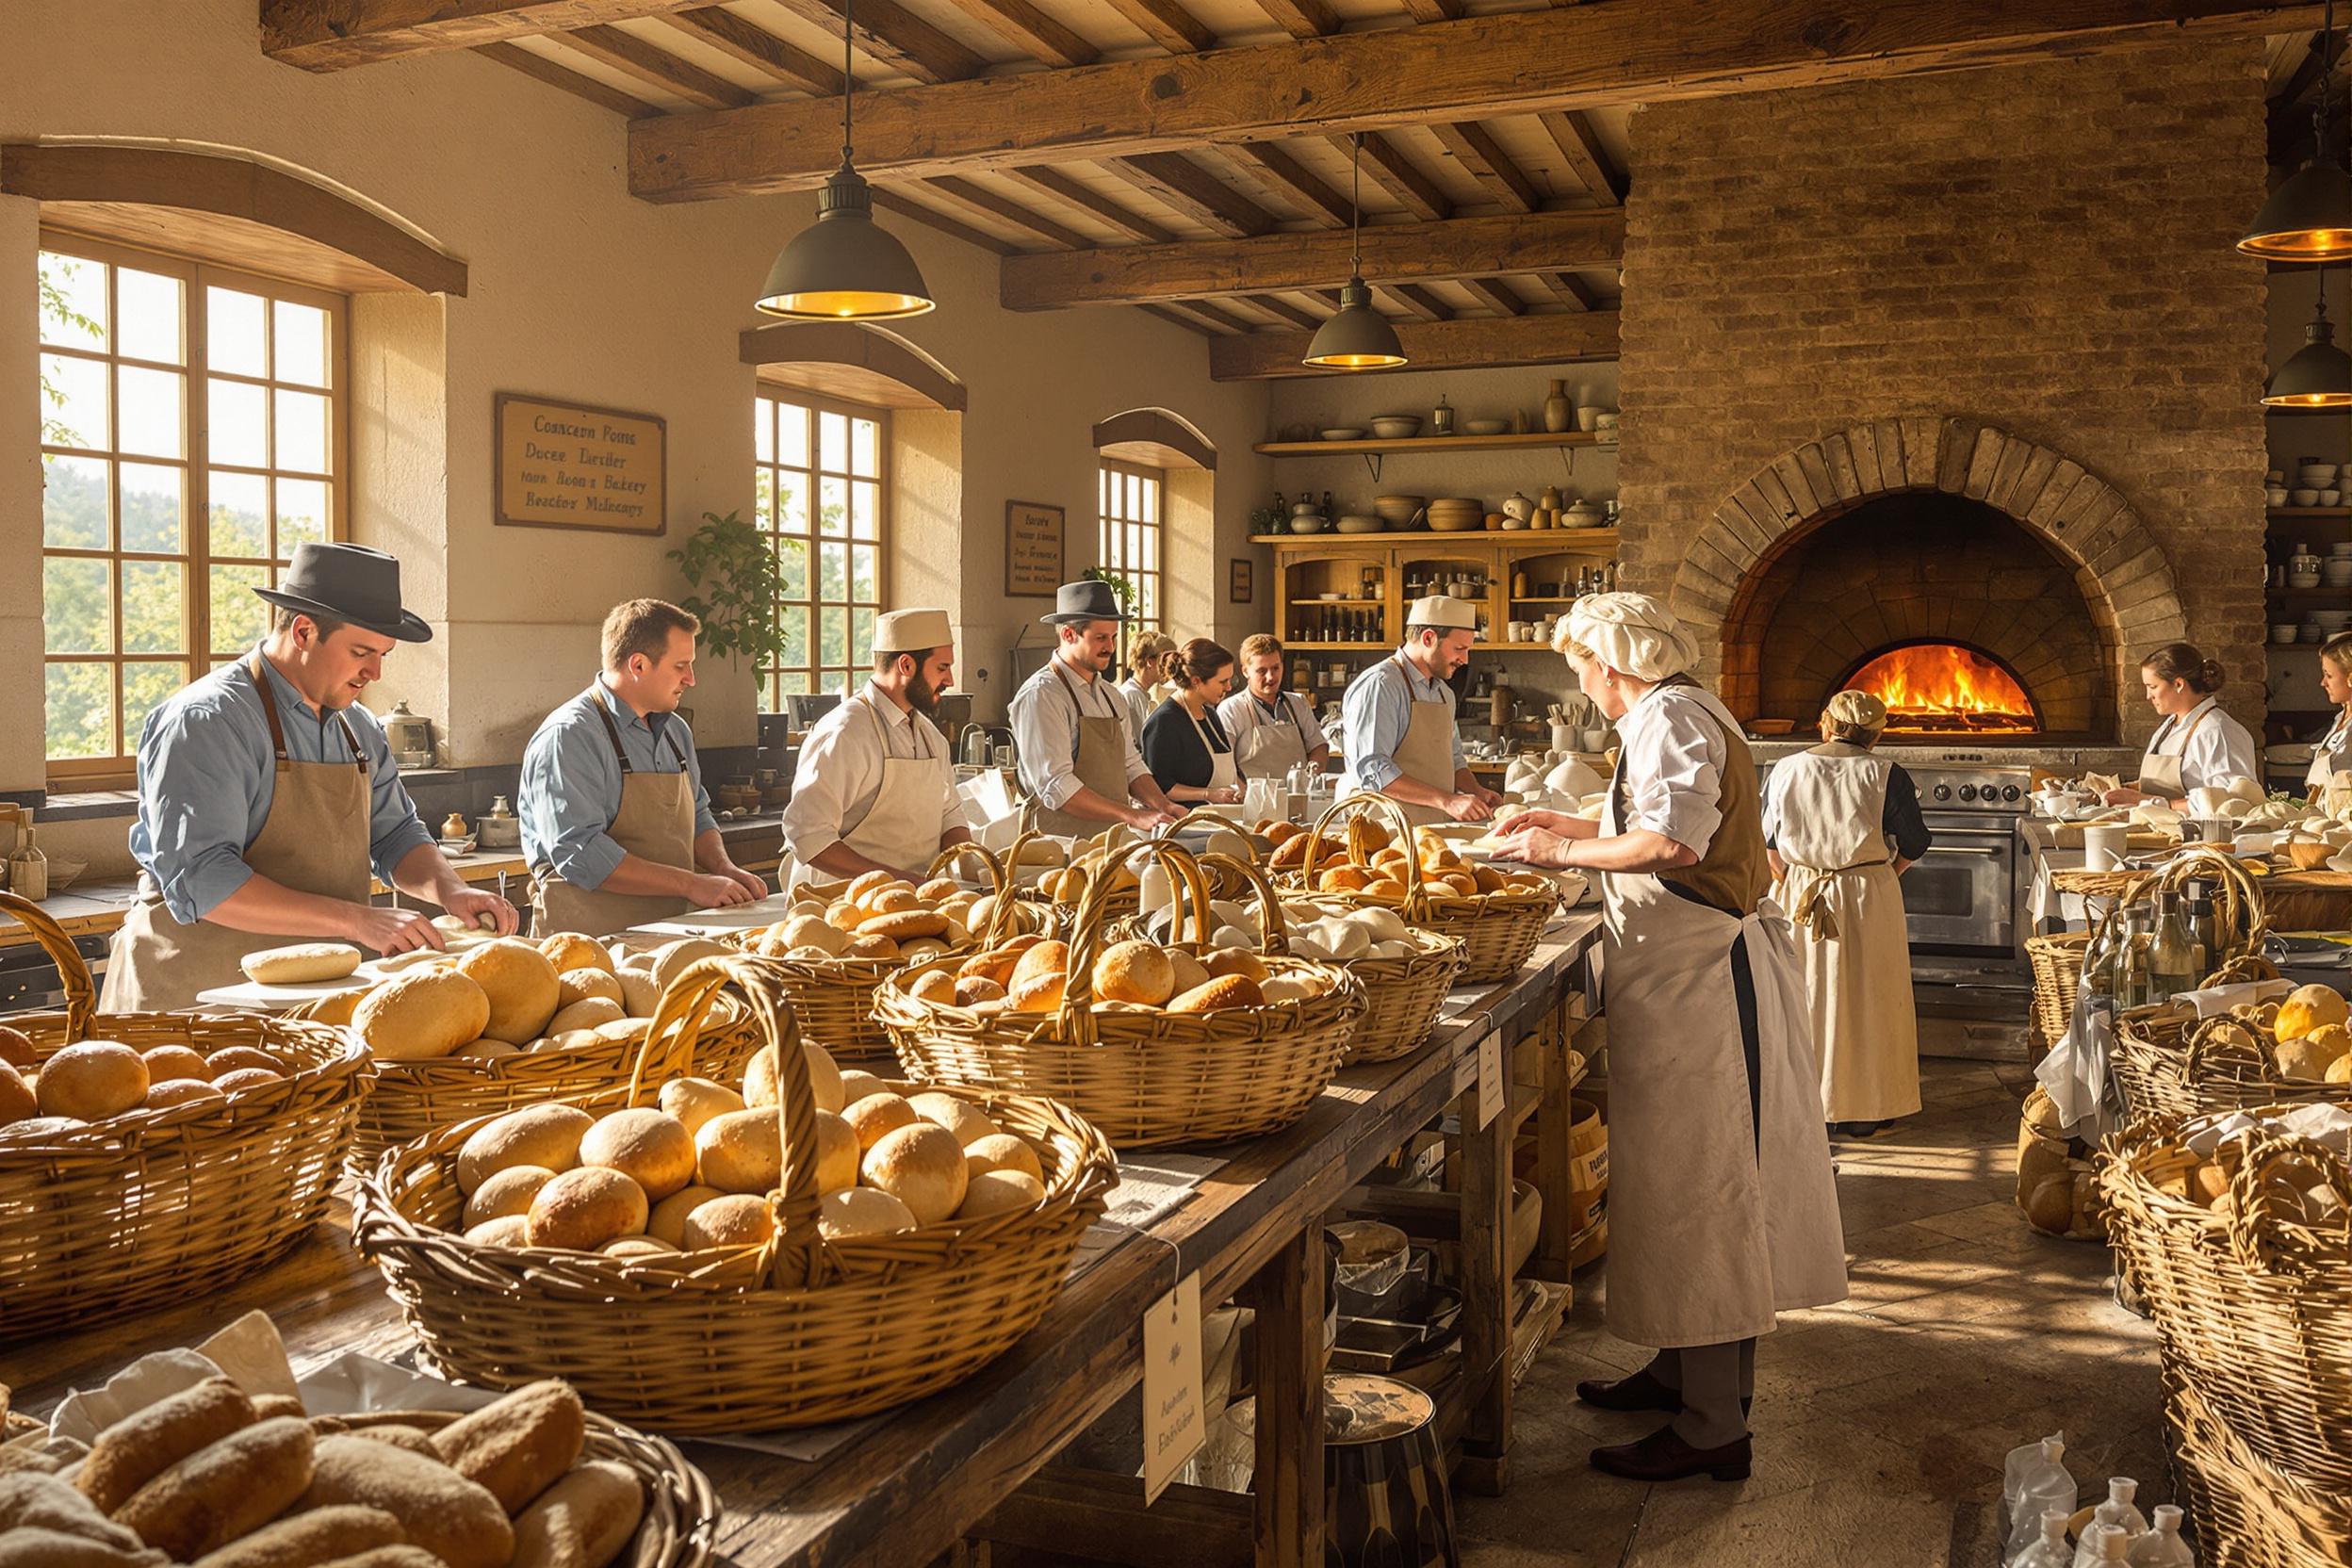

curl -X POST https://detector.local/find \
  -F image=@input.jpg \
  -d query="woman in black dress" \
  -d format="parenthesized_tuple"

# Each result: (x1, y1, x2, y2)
(1140, 638, 1243, 806)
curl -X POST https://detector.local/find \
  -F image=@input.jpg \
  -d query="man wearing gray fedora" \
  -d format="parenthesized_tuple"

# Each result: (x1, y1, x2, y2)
(1008, 580, 1185, 837)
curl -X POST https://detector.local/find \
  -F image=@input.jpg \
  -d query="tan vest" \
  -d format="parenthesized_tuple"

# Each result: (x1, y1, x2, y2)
(1610, 678, 1770, 918)
(530, 692, 697, 938)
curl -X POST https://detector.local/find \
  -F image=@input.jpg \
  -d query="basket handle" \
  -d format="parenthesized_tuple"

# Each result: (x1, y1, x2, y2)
(1298, 792, 1430, 917)
(2181, 1015, 2279, 1086)
(2219, 1125, 2350, 1277)
(927, 841, 1005, 900)
(1197, 850, 1293, 957)
(0, 888, 95, 1039)
(1067, 841, 1211, 995)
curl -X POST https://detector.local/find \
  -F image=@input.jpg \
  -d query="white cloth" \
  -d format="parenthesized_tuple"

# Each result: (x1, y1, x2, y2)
(2137, 696, 2257, 799)
(2307, 708, 2352, 792)
(1565, 592, 1700, 682)
(1612, 682, 1731, 855)
(781, 682, 963, 866)
(1013, 656, 1152, 810)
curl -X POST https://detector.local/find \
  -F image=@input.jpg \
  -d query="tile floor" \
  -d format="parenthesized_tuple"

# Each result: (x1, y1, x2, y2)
(1458, 1046, 2166, 1567)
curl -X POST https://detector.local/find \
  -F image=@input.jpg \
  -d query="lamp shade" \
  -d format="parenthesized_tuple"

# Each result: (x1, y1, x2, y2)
(756, 163, 934, 319)
(1302, 277, 1406, 369)
(2265, 304, 2352, 407)
(2241, 157, 2352, 262)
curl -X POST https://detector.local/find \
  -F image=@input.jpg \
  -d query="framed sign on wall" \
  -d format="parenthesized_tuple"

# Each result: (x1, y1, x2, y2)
(1229, 559, 1252, 604)
(1005, 499, 1065, 597)
(494, 392, 667, 534)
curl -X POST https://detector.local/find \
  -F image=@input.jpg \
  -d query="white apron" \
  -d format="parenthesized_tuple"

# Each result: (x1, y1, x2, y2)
(1025, 662, 1135, 837)
(1384, 657, 1460, 828)
(2306, 709, 2352, 793)
(531, 694, 697, 938)
(1771, 746, 1922, 1124)
(839, 693, 958, 876)
(2136, 705, 2214, 800)
(1182, 704, 1241, 799)
(1598, 689, 1848, 1348)
(1232, 693, 1315, 780)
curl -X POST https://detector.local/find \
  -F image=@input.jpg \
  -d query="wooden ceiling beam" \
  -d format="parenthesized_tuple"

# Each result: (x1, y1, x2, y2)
(1430, 122, 1541, 212)
(1113, 152, 1280, 236)
(1377, 283, 1452, 320)
(1398, 0, 1463, 19)
(1210, 309, 1620, 379)
(262, 0, 705, 68)
(1247, 0, 1337, 40)
(1348, 133, 1451, 222)
(1168, 298, 1257, 335)
(760, 0, 986, 82)
(1224, 142, 1352, 227)
(1538, 270, 1604, 310)
(922, 175, 1091, 247)
(555, 24, 758, 108)
(1000, 166, 1173, 242)
(658, 8, 844, 95)
(1000, 209, 1623, 308)
(632, 0, 2329, 200)
(1458, 276, 1527, 316)
(474, 40, 664, 117)
(872, 187, 1017, 253)
(1536, 109, 1625, 204)
(930, 0, 1101, 68)
(1245, 294, 1324, 329)
(1099, 0, 1219, 53)
(1138, 302, 1217, 336)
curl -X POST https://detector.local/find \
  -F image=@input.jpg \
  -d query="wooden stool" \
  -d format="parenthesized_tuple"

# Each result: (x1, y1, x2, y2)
(1324, 1373, 1458, 1568)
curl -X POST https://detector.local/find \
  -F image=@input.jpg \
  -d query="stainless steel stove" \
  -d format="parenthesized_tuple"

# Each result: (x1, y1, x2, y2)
(1894, 758, 2035, 1018)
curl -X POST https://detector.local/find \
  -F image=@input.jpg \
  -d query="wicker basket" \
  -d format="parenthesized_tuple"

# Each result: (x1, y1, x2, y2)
(725, 843, 1004, 1068)
(2099, 1110, 2352, 1492)
(879, 843, 1364, 1149)
(1286, 794, 1555, 986)
(2111, 1005, 2351, 1124)
(354, 953, 1116, 1431)
(2022, 932, 2090, 1057)
(2164, 1371, 2350, 1568)
(0, 890, 372, 1340)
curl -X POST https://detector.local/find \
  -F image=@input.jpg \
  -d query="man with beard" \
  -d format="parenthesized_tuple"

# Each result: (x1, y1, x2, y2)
(1009, 581, 1185, 836)
(520, 598, 768, 936)
(782, 608, 972, 884)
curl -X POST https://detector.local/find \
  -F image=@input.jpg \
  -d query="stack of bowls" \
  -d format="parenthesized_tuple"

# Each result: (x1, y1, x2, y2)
(1373, 495, 1427, 530)
(1426, 498, 1485, 533)
(2299, 461, 2338, 488)
(2312, 609, 2352, 640)
(2327, 549, 2352, 589)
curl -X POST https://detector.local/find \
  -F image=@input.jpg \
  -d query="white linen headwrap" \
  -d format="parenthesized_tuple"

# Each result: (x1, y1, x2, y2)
(1560, 592, 1699, 682)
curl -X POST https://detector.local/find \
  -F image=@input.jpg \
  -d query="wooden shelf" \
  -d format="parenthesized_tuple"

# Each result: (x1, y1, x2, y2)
(1292, 597, 1380, 606)
(1255, 432, 1611, 457)
(1251, 530, 1618, 551)
(2269, 507, 2352, 519)
(2265, 588, 2352, 602)
(1285, 640, 1389, 650)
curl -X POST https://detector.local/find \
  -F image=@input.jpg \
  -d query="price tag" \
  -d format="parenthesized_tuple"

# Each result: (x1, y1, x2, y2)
(1141, 1273, 1205, 1505)
(1477, 1031, 1504, 1130)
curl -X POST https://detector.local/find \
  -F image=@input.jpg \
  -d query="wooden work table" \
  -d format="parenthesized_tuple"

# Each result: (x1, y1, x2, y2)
(7, 916, 1602, 1568)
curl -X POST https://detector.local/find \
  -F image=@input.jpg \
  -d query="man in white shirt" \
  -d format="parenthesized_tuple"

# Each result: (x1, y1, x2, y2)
(1009, 580, 1184, 836)
(1217, 633, 1331, 780)
(782, 609, 972, 884)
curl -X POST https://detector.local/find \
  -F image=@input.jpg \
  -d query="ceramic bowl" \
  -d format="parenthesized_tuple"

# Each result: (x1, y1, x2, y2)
(2294, 488, 2322, 506)
(1367, 415, 1421, 438)
(1334, 514, 1385, 534)
(2268, 487, 2292, 506)
(2300, 463, 2338, 485)
(1287, 513, 1327, 534)
(1373, 495, 1427, 523)
(2276, 624, 2302, 645)
(1462, 417, 1510, 435)
(1319, 427, 1366, 441)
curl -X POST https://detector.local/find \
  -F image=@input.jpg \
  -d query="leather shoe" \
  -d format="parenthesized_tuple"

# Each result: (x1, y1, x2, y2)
(1575, 1369, 1751, 1417)
(1589, 1423, 1753, 1482)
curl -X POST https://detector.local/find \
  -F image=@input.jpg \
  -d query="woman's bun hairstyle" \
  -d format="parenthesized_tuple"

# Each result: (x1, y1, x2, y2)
(2140, 641, 2223, 695)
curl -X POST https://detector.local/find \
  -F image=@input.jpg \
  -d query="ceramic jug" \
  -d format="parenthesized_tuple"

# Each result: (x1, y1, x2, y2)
(1543, 380, 1572, 433)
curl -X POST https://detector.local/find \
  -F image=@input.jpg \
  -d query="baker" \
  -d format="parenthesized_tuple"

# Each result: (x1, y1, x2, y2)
(1487, 593, 1846, 1483)
(101, 543, 517, 1010)
(2307, 632, 2352, 796)
(781, 608, 972, 884)
(1008, 580, 1185, 835)
(1217, 633, 1331, 782)
(1338, 596, 1501, 825)
(2100, 642, 2258, 806)
(518, 597, 768, 937)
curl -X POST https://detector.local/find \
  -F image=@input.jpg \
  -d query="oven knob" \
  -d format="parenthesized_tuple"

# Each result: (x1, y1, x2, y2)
(1958, 784, 1979, 802)
(1933, 784, 1952, 802)
(2001, 785, 2021, 803)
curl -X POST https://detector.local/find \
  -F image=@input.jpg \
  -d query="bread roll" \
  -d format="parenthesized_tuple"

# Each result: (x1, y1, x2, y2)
(239, 943, 362, 985)
(1009, 940, 1068, 991)
(591, 1019, 651, 1048)
(0, 1024, 32, 1070)
(906, 1091, 1000, 1148)
(965, 1132, 1045, 1184)
(602, 1235, 678, 1260)
(457, 1104, 594, 1195)
(299, 1437, 512, 1568)
(141, 1076, 225, 1112)
(0, 1061, 35, 1127)
(525, 1167, 649, 1251)
(456, 940, 563, 1043)
(353, 971, 492, 1062)
(115, 1416, 315, 1561)
(349, 1427, 441, 1460)
(860, 909, 948, 941)
(1169, 975, 1264, 1012)
(544, 997, 624, 1037)
(908, 970, 956, 1004)
(538, 932, 612, 975)
(464, 1215, 531, 1247)
(461, 1164, 558, 1228)
(1202, 949, 1267, 982)
(580, 1108, 696, 1200)
(139, 1046, 211, 1084)
(779, 913, 848, 956)
(554, 968, 621, 1010)
(204, 1046, 284, 1078)
(818, 1186, 918, 1239)
(861, 1122, 968, 1225)
(957, 1168, 1045, 1219)
(450, 1038, 520, 1060)
(429, 1380, 584, 1516)
(250, 1396, 306, 1422)
(843, 1092, 918, 1152)
(812, 1110, 859, 1194)
(1092, 940, 1175, 1005)
(681, 1192, 777, 1250)
(507, 1458, 643, 1568)
(0, 1528, 166, 1568)
(212, 1068, 285, 1095)
(953, 976, 1005, 1006)
(650, 937, 730, 989)
(1006, 971, 1067, 1011)
(836, 1068, 888, 1106)
(2, 1471, 150, 1543)
(188, 1505, 404, 1568)
(843, 934, 901, 961)
(78, 1377, 257, 1514)
(612, 969, 662, 1019)
(645, 1184, 724, 1247)
(657, 1077, 745, 1136)
(36, 1042, 148, 1120)
(742, 1041, 842, 1114)
(694, 1108, 781, 1193)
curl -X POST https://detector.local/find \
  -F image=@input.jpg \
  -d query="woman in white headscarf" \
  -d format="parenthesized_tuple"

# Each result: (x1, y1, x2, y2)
(1488, 592, 1846, 1483)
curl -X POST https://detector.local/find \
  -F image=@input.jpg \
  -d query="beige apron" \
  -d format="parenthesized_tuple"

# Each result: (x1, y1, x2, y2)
(101, 652, 373, 1012)
(1024, 662, 1135, 837)
(1385, 656, 1462, 828)
(1181, 704, 1242, 799)
(2136, 704, 2213, 799)
(531, 692, 697, 938)
(1597, 681, 1847, 1348)
(1232, 693, 1315, 780)
(1772, 746, 1921, 1124)
(839, 693, 959, 875)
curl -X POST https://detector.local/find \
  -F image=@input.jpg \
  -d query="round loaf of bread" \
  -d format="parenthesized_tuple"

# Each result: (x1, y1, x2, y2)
(555, 967, 622, 1009)
(818, 1185, 918, 1239)
(843, 1091, 918, 1152)
(456, 939, 563, 1043)
(658, 1076, 746, 1136)
(906, 1090, 1001, 1147)
(779, 913, 848, 956)
(1009, 939, 1068, 991)
(1092, 940, 1175, 1005)
(580, 1108, 697, 1200)
(1006, 971, 1067, 1011)
(837, 1067, 888, 1105)
(964, 1131, 1045, 1184)
(813, 1109, 859, 1193)
(143, 1077, 225, 1112)
(0, 1061, 34, 1126)
(140, 1044, 210, 1083)
(650, 936, 730, 989)
(456, 1103, 594, 1195)
(910, 969, 956, 1004)
(861, 1121, 968, 1225)
(743, 1039, 843, 1113)
(543, 996, 624, 1037)
(1170, 974, 1264, 1012)
(955, 976, 1006, 1005)
(240, 942, 363, 984)
(694, 1108, 783, 1193)
(680, 1192, 777, 1250)
(0, 1023, 32, 1069)
(464, 1214, 531, 1247)
(36, 1042, 148, 1120)
(462, 1163, 559, 1227)
(958, 1168, 1045, 1219)
(525, 1166, 648, 1250)
(212, 1067, 285, 1095)
(538, 931, 612, 975)
(354, 970, 492, 1062)
(614, 968, 662, 1018)
(303, 988, 366, 1028)
(645, 1183, 724, 1247)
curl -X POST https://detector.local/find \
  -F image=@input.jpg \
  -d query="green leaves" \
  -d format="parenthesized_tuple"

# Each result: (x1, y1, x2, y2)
(667, 509, 784, 665)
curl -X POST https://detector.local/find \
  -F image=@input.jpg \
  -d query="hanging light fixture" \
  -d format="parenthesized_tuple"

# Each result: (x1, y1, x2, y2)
(755, 0, 933, 319)
(1303, 133, 1407, 370)
(2266, 271, 2352, 407)
(2243, 0, 2352, 261)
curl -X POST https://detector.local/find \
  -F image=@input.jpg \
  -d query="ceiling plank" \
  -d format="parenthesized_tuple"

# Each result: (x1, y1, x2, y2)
(1245, 293, 1323, 329)
(1114, 152, 1280, 236)
(1429, 122, 1541, 212)
(1138, 302, 1217, 336)
(1397, 0, 1463, 18)
(1098, 0, 1219, 53)
(760, 0, 987, 82)
(632, 0, 2328, 200)
(1535, 109, 1625, 204)
(1247, 0, 1337, 40)
(262, 0, 707, 69)
(1168, 298, 1257, 335)
(1001, 166, 1173, 242)
(1538, 270, 1603, 310)
(555, 24, 758, 107)
(1349, 133, 1451, 221)
(929, 0, 1102, 68)
(872, 187, 1018, 253)
(1000, 209, 1624, 308)
(474, 40, 664, 117)
(1458, 276, 1527, 316)
(1377, 283, 1451, 320)
(922, 175, 1092, 247)
(1210, 310, 1620, 379)
(1224, 141, 1352, 227)
(658, 8, 844, 94)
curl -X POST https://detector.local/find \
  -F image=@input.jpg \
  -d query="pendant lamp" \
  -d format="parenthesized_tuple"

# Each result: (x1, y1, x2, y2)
(2265, 275, 2352, 408)
(1303, 134, 1407, 370)
(755, 0, 933, 319)
(2242, 0, 2352, 262)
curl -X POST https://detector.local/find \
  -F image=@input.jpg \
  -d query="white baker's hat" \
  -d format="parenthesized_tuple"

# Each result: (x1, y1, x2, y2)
(1405, 595, 1478, 631)
(874, 608, 952, 653)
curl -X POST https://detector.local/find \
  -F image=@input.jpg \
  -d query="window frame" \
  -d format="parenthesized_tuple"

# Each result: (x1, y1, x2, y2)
(752, 386, 890, 708)
(1097, 457, 1165, 632)
(37, 228, 350, 787)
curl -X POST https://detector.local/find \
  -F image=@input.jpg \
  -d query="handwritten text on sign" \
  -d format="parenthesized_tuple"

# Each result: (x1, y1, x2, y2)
(495, 394, 667, 535)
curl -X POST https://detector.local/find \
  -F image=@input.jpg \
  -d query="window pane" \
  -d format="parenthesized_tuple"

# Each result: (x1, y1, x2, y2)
(118, 270, 184, 365)
(778, 604, 808, 669)
(776, 537, 808, 599)
(276, 477, 329, 553)
(42, 454, 108, 549)
(44, 662, 113, 759)
(851, 417, 878, 478)
(207, 378, 268, 466)
(819, 476, 847, 536)
(778, 401, 809, 466)
(122, 560, 184, 653)
(777, 478, 807, 535)
(120, 463, 185, 553)
(755, 468, 776, 531)
(44, 557, 110, 652)
(122, 662, 185, 745)
(273, 300, 328, 386)
(1141, 480, 1158, 524)
(755, 399, 775, 462)
(275, 388, 329, 473)
(851, 480, 878, 541)
(818, 411, 847, 474)
(820, 541, 848, 600)
(209, 563, 270, 654)
(851, 544, 878, 603)
(210, 471, 270, 557)
(207, 286, 267, 377)
(41, 352, 107, 450)
(851, 606, 875, 668)
(39, 253, 106, 351)
(117, 367, 185, 459)
(820, 604, 848, 668)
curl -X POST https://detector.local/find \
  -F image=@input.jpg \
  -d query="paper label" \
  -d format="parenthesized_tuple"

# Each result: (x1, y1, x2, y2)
(1478, 1031, 1505, 1129)
(1141, 1273, 1205, 1505)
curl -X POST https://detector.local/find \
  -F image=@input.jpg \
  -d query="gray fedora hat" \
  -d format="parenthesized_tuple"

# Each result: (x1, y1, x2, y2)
(253, 543, 433, 643)
(1040, 579, 1131, 625)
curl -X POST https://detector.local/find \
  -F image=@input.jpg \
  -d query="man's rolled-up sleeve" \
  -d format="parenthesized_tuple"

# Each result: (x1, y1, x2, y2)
(523, 720, 626, 890)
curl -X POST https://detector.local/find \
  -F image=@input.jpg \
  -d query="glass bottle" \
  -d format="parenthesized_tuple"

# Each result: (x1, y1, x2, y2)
(2185, 880, 2216, 975)
(2126, 1506, 2194, 1566)
(2148, 893, 2197, 1003)
(2011, 1511, 2073, 1568)
(2116, 906, 2152, 1011)
(2080, 900, 2124, 1006)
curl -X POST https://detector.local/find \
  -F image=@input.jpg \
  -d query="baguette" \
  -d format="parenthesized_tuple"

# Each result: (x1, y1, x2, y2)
(509, 1459, 645, 1568)
(188, 1505, 406, 1568)
(429, 1380, 585, 1514)
(78, 1375, 257, 1513)
(348, 1425, 442, 1460)
(112, 1416, 316, 1561)
(299, 1435, 513, 1568)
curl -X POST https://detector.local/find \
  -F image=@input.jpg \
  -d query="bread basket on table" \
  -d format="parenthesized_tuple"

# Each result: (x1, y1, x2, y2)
(354, 954, 1117, 1430)
(879, 842, 1364, 1149)
(1286, 793, 1557, 987)
(0, 890, 371, 1340)
(2111, 984, 2351, 1125)
(724, 843, 1008, 1069)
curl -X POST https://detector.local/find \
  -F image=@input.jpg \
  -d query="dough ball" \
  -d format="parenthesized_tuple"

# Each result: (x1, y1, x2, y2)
(354, 970, 493, 1062)
(143, 1076, 224, 1112)
(35, 1041, 148, 1120)
(463, 1164, 559, 1228)
(906, 1090, 1001, 1147)
(860, 1122, 968, 1225)
(645, 1184, 725, 1248)
(457, 1104, 594, 1195)
(1093, 940, 1175, 1005)
(580, 1108, 698, 1200)
(555, 967, 622, 1009)
(694, 1107, 782, 1194)
(525, 1166, 648, 1251)
(658, 1076, 746, 1137)
(836, 1068, 889, 1107)
(544, 996, 624, 1037)
(140, 1044, 211, 1084)
(957, 1168, 1046, 1219)
(615, 969, 662, 1018)
(679, 1192, 777, 1250)
(965, 1132, 1045, 1184)
(455, 939, 563, 1043)
(818, 1185, 918, 1240)
(843, 1091, 918, 1151)
(538, 932, 612, 975)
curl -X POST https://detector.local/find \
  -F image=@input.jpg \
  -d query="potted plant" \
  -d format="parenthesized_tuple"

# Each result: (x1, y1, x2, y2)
(666, 509, 784, 720)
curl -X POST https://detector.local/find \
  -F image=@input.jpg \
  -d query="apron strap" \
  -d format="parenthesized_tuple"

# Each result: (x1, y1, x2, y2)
(1049, 660, 1102, 765)
(1259, 692, 1314, 751)
(246, 651, 365, 770)
(587, 688, 681, 775)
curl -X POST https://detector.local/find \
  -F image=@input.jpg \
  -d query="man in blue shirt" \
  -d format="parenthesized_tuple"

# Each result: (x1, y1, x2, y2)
(519, 598, 768, 936)
(102, 543, 517, 1010)
(1340, 595, 1503, 826)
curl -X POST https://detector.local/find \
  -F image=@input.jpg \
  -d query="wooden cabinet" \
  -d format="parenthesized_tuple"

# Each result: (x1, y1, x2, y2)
(1260, 531, 1618, 651)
